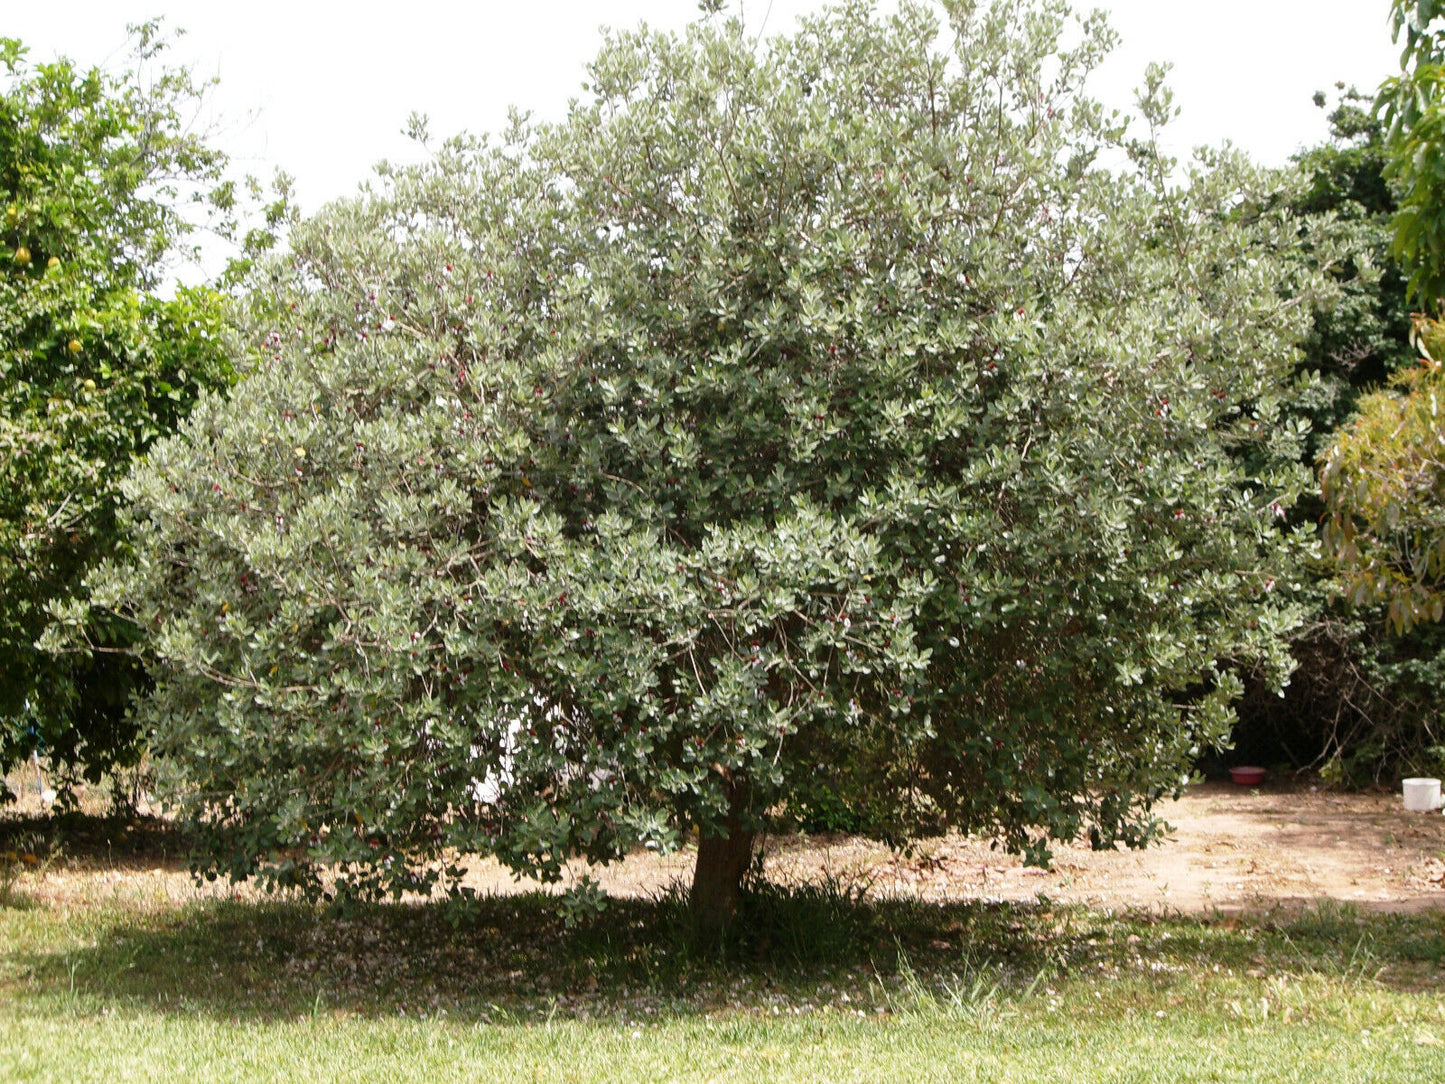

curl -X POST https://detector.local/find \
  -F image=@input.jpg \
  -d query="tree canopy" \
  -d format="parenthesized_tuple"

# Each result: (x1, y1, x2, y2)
(1379, 0, 1445, 304)
(0, 28, 238, 798)
(93, 0, 1332, 929)
(1287, 87, 1414, 458)
(1223, 85, 1426, 784)
(1319, 3, 1445, 640)
(1322, 320, 1445, 634)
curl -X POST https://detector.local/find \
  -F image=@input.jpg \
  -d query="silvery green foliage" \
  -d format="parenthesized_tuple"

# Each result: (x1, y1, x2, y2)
(95, 0, 1331, 901)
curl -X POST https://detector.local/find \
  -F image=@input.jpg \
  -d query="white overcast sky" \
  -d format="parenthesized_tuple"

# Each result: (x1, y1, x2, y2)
(5, 0, 1403, 215)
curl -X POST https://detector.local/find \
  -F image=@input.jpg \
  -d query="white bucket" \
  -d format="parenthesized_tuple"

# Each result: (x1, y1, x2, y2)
(1402, 777, 1442, 812)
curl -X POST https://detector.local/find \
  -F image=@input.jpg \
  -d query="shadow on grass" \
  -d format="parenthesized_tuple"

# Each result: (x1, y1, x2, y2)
(5, 813, 1444, 1022)
(8, 880, 1443, 1024)
(9, 887, 1056, 1021)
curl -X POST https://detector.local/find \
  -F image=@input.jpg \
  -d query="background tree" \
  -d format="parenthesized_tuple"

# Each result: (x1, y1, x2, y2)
(1317, 318, 1445, 783)
(1289, 87, 1415, 457)
(1322, 320, 1445, 634)
(1379, 0, 1445, 304)
(1300, 1, 1445, 781)
(0, 28, 237, 800)
(1229, 86, 1431, 782)
(93, 0, 1333, 933)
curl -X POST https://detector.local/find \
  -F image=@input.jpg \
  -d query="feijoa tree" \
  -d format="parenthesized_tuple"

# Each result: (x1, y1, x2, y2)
(0, 28, 237, 799)
(94, 0, 1332, 931)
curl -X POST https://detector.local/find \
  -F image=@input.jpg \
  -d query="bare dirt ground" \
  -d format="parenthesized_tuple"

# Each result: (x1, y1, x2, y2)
(462, 778, 1445, 916)
(7, 775, 1445, 915)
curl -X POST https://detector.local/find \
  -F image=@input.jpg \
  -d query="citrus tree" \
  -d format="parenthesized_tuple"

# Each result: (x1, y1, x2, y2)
(0, 28, 237, 799)
(93, 0, 1331, 931)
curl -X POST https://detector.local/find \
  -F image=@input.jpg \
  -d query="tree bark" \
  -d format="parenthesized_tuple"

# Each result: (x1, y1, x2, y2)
(690, 800, 755, 942)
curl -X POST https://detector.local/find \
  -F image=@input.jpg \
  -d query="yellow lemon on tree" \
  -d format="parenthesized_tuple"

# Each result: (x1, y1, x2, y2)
(67, 339, 83, 355)
(14, 246, 31, 265)
(47, 256, 60, 269)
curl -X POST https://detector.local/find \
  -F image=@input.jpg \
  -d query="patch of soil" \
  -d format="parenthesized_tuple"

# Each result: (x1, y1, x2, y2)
(458, 780, 1445, 916)
(6, 779, 1445, 915)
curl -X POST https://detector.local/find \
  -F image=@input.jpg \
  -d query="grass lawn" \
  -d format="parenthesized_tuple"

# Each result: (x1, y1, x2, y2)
(3, 815, 1444, 1082)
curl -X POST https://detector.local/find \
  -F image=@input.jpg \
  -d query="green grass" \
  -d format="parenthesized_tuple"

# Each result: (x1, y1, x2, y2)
(3, 817, 1445, 1082)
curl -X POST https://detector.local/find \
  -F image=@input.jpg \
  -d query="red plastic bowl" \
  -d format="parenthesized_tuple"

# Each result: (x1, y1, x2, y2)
(1229, 766, 1266, 786)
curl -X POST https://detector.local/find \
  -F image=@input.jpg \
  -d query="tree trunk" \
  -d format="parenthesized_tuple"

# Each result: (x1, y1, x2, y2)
(690, 801, 755, 942)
